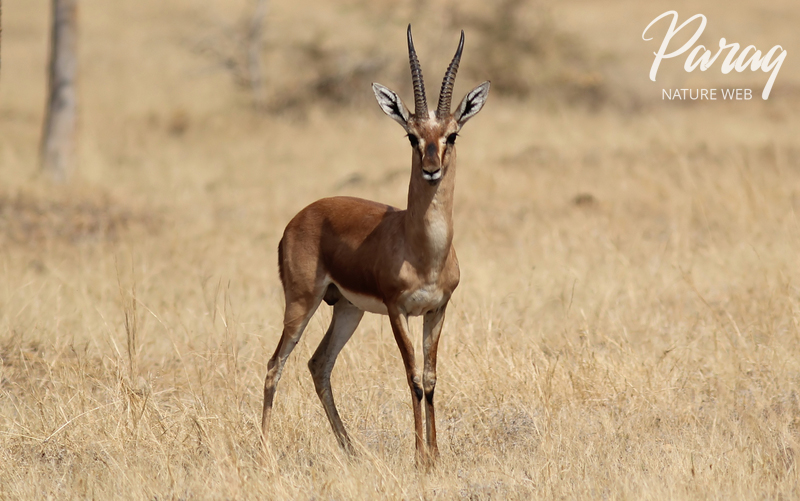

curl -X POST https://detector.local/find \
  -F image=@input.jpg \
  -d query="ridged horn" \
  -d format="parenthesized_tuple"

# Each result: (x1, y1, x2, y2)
(437, 30, 464, 118)
(407, 24, 428, 118)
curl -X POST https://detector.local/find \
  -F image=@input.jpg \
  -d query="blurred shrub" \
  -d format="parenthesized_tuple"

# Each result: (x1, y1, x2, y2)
(268, 41, 389, 111)
(0, 190, 159, 245)
(192, 11, 390, 113)
(453, 0, 607, 108)
(193, 0, 609, 113)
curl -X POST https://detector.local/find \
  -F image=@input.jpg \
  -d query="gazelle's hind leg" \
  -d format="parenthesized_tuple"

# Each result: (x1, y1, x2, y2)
(261, 292, 324, 449)
(308, 297, 364, 453)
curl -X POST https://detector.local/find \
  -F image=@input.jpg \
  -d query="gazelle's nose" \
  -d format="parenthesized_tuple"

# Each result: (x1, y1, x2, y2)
(425, 142, 437, 159)
(423, 142, 441, 172)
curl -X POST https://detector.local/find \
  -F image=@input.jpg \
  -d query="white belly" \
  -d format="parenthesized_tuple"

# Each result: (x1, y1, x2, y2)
(329, 280, 445, 317)
(332, 280, 389, 315)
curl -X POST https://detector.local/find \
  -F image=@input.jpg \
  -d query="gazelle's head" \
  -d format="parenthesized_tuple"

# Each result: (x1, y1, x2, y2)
(373, 25, 490, 186)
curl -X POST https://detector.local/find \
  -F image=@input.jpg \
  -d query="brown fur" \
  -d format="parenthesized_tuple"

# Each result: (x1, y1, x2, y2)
(276, 239, 285, 286)
(261, 30, 489, 468)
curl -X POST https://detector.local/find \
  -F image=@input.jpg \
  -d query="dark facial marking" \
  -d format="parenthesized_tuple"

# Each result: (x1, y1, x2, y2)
(426, 142, 438, 159)
(408, 134, 420, 148)
(446, 133, 458, 146)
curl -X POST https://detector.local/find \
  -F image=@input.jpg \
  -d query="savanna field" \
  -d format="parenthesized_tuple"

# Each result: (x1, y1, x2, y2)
(2, 0, 800, 498)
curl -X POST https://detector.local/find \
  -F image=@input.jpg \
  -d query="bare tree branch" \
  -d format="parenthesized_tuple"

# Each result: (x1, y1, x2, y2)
(1, 0, 4, 78)
(41, 0, 78, 182)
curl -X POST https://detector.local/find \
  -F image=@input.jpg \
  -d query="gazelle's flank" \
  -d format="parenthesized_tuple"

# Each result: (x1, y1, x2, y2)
(261, 25, 489, 466)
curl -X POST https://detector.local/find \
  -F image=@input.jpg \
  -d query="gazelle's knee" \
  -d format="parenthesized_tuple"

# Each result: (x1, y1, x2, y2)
(423, 373, 436, 403)
(407, 374, 424, 402)
(307, 355, 319, 375)
(263, 366, 280, 391)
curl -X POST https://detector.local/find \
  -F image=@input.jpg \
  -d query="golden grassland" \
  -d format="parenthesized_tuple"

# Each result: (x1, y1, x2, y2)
(2, 0, 800, 498)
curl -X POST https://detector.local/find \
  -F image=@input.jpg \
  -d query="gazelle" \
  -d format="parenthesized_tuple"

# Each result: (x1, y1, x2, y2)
(261, 25, 490, 465)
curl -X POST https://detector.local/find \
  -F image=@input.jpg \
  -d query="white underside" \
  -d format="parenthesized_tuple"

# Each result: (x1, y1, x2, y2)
(329, 279, 446, 317)
(330, 279, 389, 315)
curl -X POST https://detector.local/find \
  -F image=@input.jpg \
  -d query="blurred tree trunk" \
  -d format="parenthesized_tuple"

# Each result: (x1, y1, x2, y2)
(247, 0, 268, 110)
(41, 0, 78, 182)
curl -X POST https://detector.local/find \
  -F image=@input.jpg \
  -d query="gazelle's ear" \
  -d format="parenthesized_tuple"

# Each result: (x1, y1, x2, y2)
(454, 81, 490, 127)
(373, 83, 411, 128)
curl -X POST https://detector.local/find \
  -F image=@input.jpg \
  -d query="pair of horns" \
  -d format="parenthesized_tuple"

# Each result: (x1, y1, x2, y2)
(407, 24, 464, 119)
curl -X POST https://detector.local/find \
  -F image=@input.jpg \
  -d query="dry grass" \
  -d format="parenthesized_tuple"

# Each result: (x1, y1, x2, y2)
(2, 0, 800, 498)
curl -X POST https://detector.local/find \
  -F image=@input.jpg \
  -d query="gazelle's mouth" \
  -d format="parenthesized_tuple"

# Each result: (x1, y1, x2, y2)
(422, 169, 442, 184)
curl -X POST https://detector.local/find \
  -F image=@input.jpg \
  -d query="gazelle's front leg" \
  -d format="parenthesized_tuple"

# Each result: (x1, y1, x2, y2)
(422, 303, 447, 464)
(387, 306, 425, 465)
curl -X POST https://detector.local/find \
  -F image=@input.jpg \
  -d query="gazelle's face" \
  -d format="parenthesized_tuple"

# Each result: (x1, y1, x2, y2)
(405, 115, 460, 185)
(373, 78, 489, 186)
(371, 26, 490, 186)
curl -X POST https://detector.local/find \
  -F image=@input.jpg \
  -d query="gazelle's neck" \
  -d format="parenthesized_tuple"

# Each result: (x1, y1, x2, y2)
(404, 152, 456, 272)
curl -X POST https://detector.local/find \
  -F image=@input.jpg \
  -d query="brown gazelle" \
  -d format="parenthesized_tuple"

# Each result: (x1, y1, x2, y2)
(261, 25, 489, 465)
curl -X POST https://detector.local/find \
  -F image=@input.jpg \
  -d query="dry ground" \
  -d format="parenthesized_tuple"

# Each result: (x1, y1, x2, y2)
(2, 0, 800, 498)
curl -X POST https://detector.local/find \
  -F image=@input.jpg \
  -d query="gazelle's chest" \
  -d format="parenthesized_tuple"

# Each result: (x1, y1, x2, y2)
(394, 245, 459, 317)
(398, 284, 448, 317)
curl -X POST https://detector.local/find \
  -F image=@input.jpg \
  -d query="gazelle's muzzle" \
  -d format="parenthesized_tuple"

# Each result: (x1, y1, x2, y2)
(422, 143, 442, 184)
(421, 168, 442, 183)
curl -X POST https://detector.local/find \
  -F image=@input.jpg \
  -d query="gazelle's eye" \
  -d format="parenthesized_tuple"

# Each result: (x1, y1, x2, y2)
(446, 133, 458, 145)
(407, 134, 420, 148)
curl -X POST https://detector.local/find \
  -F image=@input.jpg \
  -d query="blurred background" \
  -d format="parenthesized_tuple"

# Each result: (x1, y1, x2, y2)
(2, 0, 800, 498)
(2, 0, 799, 204)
